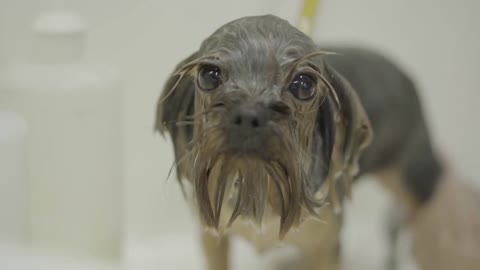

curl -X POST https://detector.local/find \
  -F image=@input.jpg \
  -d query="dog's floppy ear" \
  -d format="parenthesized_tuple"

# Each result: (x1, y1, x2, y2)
(316, 94, 336, 181)
(155, 52, 199, 180)
(324, 63, 373, 168)
(319, 62, 373, 207)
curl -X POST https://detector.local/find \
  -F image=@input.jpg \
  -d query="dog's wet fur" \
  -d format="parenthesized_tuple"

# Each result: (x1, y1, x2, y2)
(156, 15, 443, 270)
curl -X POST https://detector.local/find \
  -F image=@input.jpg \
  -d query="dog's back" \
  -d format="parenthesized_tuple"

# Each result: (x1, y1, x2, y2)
(324, 47, 443, 207)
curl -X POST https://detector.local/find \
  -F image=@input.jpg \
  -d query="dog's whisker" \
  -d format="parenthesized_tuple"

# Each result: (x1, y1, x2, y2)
(296, 50, 339, 63)
(172, 143, 199, 169)
(165, 143, 203, 199)
(283, 50, 339, 70)
(192, 149, 201, 175)
(194, 166, 216, 227)
(159, 63, 198, 104)
(174, 121, 196, 127)
(296, 96, 328, 115)
(213, 156, 232, 227)
(317, 72, 341, 110)
(253, 168, 268, 225)
(270, 162, 295, 232)
(163, 117, 199, 126)
(180, 109, 216, 122)
(265, 166, 287, 227)
(228, 171, 244, 226)
(163, 53, 225, 104)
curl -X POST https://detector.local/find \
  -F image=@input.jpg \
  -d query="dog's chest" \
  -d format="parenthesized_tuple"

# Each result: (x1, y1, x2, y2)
(226, 209, 288, 252)
(223, 204, 342, 254)
(186, 182, 341, 254)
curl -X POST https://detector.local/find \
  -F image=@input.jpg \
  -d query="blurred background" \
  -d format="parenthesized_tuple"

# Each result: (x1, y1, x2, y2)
(0, 0, 479, 269)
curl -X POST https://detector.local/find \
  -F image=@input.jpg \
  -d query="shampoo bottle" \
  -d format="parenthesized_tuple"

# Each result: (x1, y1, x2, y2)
(0, 9, 124, 260)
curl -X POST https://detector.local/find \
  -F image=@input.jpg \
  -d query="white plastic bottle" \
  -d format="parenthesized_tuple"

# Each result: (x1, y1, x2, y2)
(0, 112, 29, 245)
(0, 9, 124, 260)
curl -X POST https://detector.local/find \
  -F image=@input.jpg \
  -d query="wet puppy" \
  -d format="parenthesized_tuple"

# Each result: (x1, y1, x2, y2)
(156, 15, 444, 270)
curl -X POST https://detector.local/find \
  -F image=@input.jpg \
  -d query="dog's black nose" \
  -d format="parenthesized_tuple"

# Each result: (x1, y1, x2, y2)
(230, 105, 267, 129)
(225, 104, 271, 153)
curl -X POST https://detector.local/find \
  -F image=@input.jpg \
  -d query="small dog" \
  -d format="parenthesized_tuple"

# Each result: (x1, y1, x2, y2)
(155, 15, 445, 270)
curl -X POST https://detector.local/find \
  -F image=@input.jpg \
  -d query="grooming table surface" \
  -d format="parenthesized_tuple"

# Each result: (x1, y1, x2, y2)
(136, 178, 414, 270)
(0, 179, 418, 270)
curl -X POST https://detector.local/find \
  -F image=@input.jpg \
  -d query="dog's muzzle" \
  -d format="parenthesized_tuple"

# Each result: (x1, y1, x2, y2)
(224, 103, 272, 154)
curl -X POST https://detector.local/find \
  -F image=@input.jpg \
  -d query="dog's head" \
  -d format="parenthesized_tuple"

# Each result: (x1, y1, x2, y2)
(156, 15, 372, 237)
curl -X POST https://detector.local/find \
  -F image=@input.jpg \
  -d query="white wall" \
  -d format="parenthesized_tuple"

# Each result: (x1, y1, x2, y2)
(1, 0, 479, 248)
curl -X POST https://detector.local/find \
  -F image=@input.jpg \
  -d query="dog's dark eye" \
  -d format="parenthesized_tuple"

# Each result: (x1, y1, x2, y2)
(288, 74, 316, 100)
(197, 64, 222, 91)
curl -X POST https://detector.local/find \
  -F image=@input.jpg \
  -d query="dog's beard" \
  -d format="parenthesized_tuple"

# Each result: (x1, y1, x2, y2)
(185, 121, 324, 237)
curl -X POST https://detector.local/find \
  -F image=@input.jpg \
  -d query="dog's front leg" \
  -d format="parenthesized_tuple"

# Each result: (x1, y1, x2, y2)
(294, 214, 343, 270)
(201, 231, 230, 270)
(299, 239, 342, 270)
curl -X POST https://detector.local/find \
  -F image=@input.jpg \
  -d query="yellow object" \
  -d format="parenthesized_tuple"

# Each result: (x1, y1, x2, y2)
(298, 0, 321, 36)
